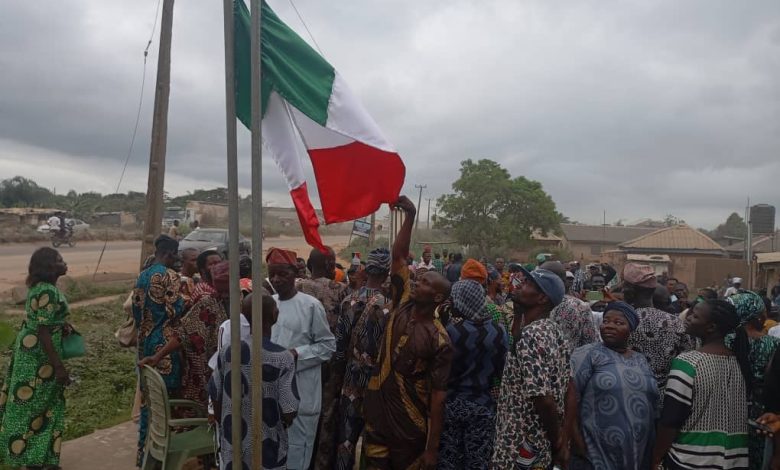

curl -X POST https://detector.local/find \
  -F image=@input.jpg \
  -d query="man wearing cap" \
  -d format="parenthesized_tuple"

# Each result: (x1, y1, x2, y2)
(725, 277, 743, 297)
(542, 261, 597, 354)
(492, 266, 571, 470)
(334, 247, 392, 470)
(296, 246, 347, 470)
(364, 196, 453, 470)
(622, 263, 694, 407)
(267, 247, 336, 470)
(418, 245, 435, 272)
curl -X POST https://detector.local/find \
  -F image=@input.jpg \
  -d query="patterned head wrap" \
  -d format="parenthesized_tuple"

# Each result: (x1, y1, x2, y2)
(451, 280, 488, 321)
(366, 247, 391, 275)
(486, 265, 500, 283)
(460, 259, 488, 284)
(727, 291, 765, 325)
(605, 301, 640, 331)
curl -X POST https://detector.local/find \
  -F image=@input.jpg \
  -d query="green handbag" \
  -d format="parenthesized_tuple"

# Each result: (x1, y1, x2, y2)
(62, 326, 85, 360)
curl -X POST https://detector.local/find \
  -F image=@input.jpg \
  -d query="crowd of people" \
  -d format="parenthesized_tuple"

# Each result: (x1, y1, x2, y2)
(3, 195, 780, 470)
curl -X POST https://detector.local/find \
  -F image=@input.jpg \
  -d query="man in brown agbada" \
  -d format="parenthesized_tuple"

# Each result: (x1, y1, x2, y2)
(363, 196, 453, 469)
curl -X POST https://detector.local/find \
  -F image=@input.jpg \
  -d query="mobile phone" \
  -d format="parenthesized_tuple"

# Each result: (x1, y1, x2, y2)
(586, 290, 604, 302)
(748, 419, 772, 433)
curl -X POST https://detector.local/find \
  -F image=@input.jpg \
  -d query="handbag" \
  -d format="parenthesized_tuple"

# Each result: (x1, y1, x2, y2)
(116, 292, 137, 348)
(115, 316, 137, 348)
(62, 327, 86, 360)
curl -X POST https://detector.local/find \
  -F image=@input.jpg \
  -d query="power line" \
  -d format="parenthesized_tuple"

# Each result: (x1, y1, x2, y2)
(287, 0, 324, 55)
(93, 0, 163, 278)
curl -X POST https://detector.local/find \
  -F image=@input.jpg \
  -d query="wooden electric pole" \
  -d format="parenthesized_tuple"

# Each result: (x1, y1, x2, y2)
(414, 184, 426, 231)
(140, 0, 175, 267)
(426, 198, 432, 230)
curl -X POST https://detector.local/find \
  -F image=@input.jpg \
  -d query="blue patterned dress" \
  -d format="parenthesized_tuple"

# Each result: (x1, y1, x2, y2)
(570, 343, 658, 470)
(132, 263, 184, 465)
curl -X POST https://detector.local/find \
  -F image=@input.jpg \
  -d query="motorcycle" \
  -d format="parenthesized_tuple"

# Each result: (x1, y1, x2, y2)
(50, 227, 75, 248)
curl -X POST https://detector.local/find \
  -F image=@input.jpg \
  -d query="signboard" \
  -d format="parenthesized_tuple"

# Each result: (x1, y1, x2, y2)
(352, 219, 372, 239)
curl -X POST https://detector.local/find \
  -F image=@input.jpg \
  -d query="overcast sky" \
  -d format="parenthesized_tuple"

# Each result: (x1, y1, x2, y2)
(1, 0, 779, 229)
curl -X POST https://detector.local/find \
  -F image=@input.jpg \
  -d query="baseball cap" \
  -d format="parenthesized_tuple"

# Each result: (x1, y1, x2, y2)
(520, 266, 565, 306)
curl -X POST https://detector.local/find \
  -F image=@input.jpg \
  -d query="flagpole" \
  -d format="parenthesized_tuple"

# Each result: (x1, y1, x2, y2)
(249, 0, 264, 467)
(222, 0, 243, 466)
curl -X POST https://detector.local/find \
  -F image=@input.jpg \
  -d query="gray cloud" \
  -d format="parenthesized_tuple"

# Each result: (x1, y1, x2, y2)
(1, 0, 779, 229)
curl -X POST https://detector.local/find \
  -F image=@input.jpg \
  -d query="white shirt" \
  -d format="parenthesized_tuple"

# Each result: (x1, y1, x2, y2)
(769, 324, 780, 339)
(208, 314, 252, 370)
(271, 292, 335, 416)
(725, 287, 740, 297)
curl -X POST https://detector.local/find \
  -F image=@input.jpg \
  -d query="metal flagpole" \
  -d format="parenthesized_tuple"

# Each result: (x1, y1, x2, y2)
(249, 0, 264, 466)
(222, 0, 243, 466)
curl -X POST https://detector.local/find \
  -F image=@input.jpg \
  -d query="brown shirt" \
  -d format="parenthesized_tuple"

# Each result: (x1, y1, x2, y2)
(365, 265, 453, 444)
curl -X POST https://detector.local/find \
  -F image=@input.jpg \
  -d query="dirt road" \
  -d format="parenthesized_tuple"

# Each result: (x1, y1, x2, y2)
(0, 235, 351, 294)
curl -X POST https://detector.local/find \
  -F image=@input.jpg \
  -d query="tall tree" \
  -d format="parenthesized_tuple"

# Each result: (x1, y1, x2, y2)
(713, 212, 747, 239)
(0, 176, 54, 208)
(436, 159, 562, 255)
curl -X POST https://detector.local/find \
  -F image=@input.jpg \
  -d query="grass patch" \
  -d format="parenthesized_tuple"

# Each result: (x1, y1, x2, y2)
(59, 278, 133, 304)
(0, 298, 136, 441)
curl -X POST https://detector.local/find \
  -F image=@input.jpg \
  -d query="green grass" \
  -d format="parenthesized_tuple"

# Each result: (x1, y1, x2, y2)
(59, 278, 133, 304)
(0, 298, 137, 441)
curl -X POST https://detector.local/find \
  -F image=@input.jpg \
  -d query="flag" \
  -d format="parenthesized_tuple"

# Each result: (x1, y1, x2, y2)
(234, 0, 406, 250)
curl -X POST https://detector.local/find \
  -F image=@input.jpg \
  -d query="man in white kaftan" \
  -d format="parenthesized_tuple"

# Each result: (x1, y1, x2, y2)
(267, 247, 336, 470)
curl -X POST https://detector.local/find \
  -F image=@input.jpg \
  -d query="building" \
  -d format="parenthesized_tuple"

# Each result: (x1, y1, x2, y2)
(602, 224, 745, 289)
(0, 208, 60, 227)
(185, 201, 229, 227)
(756, 252, 780, 292)
(724, 231, 780, 259)
(92, 211, 137, 227)
(560, 224, 658, 262)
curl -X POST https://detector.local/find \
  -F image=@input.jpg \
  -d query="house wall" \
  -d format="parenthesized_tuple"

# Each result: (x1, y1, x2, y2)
(602, 252, 741, 290)
(693, 257, 748, 290)
(187, 202, 228, 226)
(568, 241, 621, 262)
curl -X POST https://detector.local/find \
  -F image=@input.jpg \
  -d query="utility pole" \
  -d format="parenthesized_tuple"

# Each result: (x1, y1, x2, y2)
(426, 198, 432, 230)
(139, 0, 175, 267)
(414, 184, 426, 231)
(369, 211, 376, 245)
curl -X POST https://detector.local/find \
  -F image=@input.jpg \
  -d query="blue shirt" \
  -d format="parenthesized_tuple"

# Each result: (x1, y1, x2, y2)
(445, 318, 508, 409)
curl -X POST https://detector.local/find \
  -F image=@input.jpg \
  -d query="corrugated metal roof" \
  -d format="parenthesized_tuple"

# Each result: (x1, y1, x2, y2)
(620, 225, 725, 252)
(757, 252, 780, 264)
(560, 224, 657, 243)
(724, 232, 780, 253)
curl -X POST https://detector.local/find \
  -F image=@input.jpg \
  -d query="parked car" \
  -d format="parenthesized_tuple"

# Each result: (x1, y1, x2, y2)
(37, 219, 90, 233)
(178, 228, 251, 259)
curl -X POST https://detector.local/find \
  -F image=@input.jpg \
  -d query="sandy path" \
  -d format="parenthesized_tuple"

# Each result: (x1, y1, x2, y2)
(0, 235, 351, 295)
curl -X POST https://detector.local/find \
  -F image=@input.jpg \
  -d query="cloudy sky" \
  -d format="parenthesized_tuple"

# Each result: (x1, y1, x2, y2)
(1, 0, 779, 229)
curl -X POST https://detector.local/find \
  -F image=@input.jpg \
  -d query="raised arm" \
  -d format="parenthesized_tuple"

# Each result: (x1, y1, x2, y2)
(391, 196, 416, 275)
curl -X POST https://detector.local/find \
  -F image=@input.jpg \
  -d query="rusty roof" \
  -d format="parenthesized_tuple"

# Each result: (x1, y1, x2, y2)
(560, 224, 657, 244)
(619, 224, 726, 253)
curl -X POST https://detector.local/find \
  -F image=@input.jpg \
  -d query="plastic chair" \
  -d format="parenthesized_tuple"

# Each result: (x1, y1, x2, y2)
(140, 365, 215, 470)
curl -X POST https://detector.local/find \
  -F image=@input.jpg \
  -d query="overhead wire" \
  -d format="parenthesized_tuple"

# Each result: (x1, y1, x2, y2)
(93, 0, 163, 279)
(287, 0, 324, 55)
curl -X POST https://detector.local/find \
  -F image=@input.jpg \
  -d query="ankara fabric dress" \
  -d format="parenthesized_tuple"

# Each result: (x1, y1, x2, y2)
(0, 283, 68, 467)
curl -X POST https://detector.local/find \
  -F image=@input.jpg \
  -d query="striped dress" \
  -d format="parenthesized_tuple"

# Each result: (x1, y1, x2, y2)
(660, 351, 749, 469)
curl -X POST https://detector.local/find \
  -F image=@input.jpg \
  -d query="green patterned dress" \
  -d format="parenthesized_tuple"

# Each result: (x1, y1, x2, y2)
(0, 282, 68, 466)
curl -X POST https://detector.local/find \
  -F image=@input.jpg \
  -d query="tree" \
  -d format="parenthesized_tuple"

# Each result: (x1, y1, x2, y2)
(664, 214, 685, 227)
(0, 176, 54, 208)
(712, 212, 747, 239)
(436, 159, 562, 256)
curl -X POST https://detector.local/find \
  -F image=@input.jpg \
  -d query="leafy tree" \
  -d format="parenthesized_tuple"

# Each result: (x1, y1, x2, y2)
(0, 176, 54, 207)
(664, 214, 686, 227)
(436, 159, 562, 256)
(713, 212, 747, 239)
